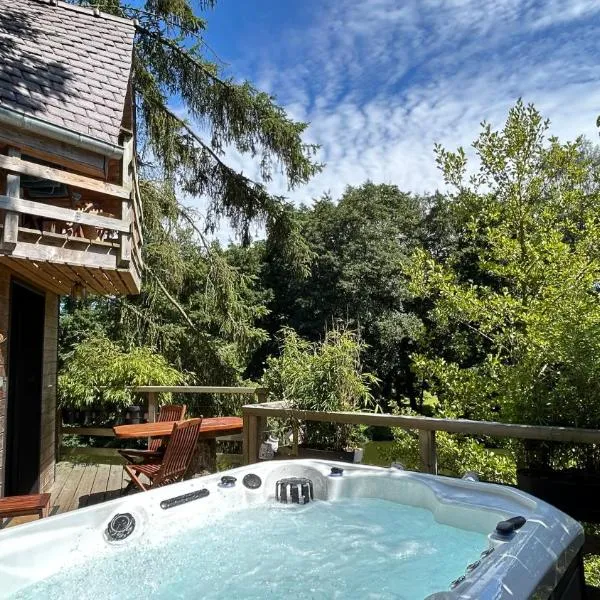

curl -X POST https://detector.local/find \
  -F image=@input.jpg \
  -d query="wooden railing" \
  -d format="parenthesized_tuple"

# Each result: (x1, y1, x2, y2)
(242, 401, 600, 473)
(59, 386, 266, 461)
(0, 150, 131, 241)
(0, 139, 142, 295)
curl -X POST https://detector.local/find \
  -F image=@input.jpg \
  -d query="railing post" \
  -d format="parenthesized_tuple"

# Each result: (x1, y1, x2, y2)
(147, 391, 158, 449)
(419, 430, 437, 474)
(242, 410, 266, 465)
(255, 387, 267, 404)
(3, 147, 20, 250)
(256, 415, 267, 458)
(292, 420, 299, 457)
(243, 412, 256, 464)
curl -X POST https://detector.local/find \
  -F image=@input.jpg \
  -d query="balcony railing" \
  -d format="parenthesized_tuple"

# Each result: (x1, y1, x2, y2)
(0, 138, 142, 295)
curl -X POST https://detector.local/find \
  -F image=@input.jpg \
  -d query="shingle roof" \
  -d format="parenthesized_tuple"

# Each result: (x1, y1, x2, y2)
(0, 0, 135, 146)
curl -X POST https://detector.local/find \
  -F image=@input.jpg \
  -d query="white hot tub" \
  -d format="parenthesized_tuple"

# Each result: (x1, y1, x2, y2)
(0, 460, 584, 599)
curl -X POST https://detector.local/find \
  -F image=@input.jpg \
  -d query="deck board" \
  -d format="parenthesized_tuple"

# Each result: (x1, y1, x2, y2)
(73, 464, 98, 510)
(84, 463, 113, 506)
(51, 461, 73, 508)
(53, 464, 86, 514)
(105, 464, 124, 503)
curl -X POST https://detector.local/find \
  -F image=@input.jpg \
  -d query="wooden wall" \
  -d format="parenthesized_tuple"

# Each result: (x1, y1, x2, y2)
(40, 291, 58, 493)
(0, 266, 58, 497)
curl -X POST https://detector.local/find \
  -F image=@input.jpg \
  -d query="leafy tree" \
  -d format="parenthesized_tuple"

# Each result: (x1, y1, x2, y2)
(408, 100, 600, 470)
(256, 183, 438, 406)
(58, 335, 185, 409)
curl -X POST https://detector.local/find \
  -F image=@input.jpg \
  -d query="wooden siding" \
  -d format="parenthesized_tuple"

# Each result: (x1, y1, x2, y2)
(39, 290, 58, 493)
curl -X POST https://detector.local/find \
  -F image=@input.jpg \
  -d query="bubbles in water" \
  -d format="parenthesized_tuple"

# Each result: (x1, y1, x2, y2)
(12, 498, 488, 600)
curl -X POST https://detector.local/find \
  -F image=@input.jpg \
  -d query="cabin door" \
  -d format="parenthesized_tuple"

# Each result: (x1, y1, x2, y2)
(5, 280, 45, 495)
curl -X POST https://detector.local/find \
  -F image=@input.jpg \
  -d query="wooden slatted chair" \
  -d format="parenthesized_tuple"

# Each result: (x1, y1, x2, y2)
(118, 404, 187, 464)
(125, 418, 203, 491)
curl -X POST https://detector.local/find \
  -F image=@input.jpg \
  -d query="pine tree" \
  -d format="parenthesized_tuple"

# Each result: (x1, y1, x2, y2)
(70, 0, 321, 242)
(60, 1, 321, 390)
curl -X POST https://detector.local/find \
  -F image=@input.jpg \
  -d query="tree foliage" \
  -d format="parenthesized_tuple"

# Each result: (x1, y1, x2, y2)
(247, 183, 444, 405)
(58, 335, 185, 409)
(61, 0, 321, 392)
(408, 100, 600, 450)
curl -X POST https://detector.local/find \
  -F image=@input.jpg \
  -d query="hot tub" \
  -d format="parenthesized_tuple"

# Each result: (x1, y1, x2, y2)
(0, 460, 584, 599)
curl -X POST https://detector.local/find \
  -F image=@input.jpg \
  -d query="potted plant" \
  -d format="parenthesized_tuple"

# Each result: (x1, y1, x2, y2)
(261, 327, 378, 462)
(343, 424, 369, 463)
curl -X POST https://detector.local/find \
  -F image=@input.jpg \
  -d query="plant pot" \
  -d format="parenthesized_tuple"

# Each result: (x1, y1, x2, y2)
(80, 225, 102, 241)
(124, 405, 142, 425)
(351, 447, 364, 464)
(517, 467, 600, 522)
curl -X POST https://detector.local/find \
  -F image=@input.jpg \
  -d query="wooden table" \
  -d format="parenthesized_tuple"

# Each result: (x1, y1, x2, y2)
(113, 417, 243, 440)
(113, 417, 243, 475)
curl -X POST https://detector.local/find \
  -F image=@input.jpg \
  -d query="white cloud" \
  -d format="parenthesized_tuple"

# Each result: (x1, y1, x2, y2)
(194, 0, 600, 240)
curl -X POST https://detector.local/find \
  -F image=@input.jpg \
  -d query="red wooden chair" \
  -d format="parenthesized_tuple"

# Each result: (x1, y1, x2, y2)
(118, 404, 186, 464)
(125, 418, 203, 491)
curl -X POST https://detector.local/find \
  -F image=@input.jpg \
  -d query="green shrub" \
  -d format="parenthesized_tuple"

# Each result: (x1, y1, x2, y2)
(379, 428, 516, 484)
(261, 327, 378, 450)
(58, 335, 185, 409)
(585, 555, 600, 588)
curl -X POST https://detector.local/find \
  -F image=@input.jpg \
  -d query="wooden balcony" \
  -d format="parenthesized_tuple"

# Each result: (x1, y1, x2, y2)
(0, 124, 142, 296)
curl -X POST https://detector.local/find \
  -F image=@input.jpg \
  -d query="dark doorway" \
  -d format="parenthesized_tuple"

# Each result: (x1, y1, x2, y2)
(5, 280, 45, 495)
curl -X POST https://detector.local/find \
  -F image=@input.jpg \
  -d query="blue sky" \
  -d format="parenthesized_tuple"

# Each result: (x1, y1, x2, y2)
(193, 0, 600, 235)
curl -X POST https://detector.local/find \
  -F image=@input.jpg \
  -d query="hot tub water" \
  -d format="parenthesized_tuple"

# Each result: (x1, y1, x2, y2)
(11, 498, 488, 600)
(0, 460, 585, 599)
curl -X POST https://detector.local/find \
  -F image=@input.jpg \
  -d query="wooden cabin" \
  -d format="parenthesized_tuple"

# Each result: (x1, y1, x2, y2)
(0, 0, 141, 497)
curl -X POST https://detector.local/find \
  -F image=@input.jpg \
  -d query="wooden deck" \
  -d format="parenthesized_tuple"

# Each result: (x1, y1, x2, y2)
(1, 462, 132, 528)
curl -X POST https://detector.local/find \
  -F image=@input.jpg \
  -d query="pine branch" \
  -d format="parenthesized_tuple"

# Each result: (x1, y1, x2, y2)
(135, 22, 232, 89)
(125, 7, 226, 65)
(155, 100, 263, 191)
(177, 204, 213, 253)
(146, 266, 195, 329)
